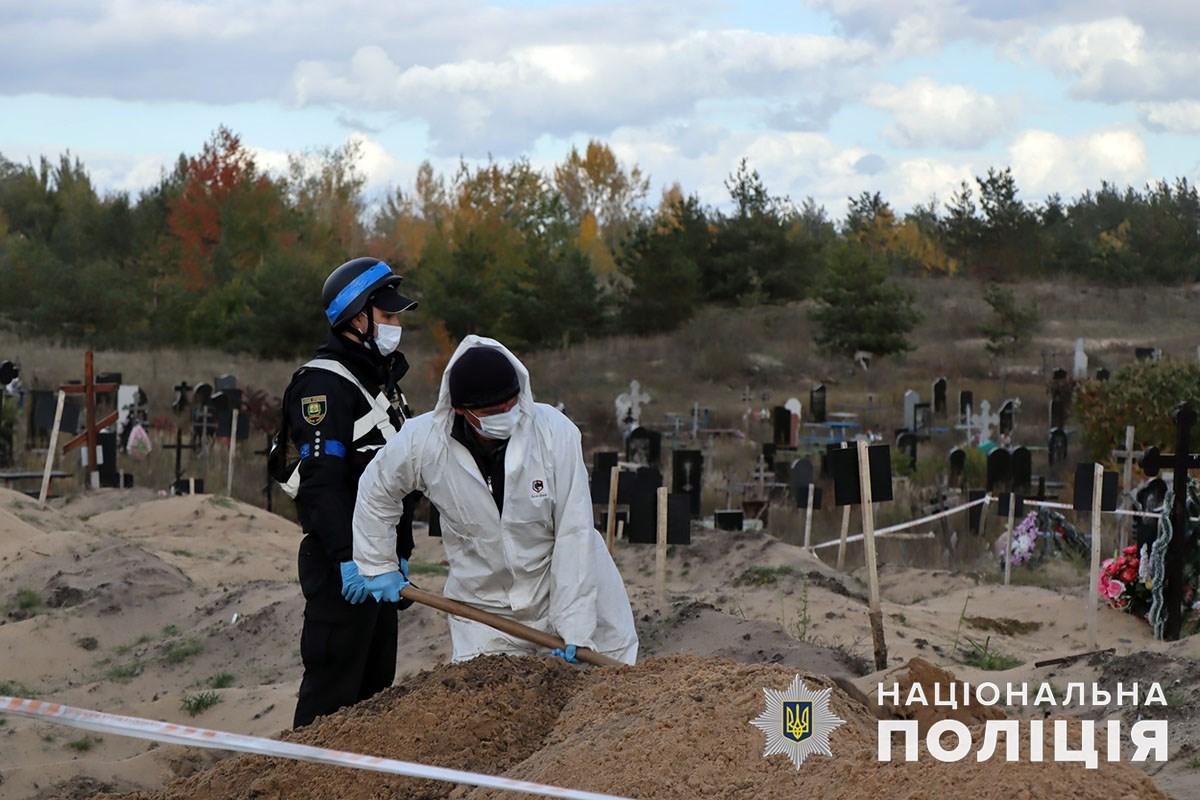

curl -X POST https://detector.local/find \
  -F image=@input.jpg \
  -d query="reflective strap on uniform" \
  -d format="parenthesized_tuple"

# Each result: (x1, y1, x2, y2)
(324, 262, 392, 324)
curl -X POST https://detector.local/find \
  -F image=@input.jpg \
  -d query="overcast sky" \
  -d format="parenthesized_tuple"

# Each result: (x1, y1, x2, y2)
(2, 0, 1198, 216)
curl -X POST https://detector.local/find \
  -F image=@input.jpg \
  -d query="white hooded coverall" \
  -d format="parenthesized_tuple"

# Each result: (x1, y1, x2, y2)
(353, 335, 639, 664)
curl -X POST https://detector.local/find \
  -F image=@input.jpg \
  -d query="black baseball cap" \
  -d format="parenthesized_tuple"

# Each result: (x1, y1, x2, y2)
(369, 284, 418, 314)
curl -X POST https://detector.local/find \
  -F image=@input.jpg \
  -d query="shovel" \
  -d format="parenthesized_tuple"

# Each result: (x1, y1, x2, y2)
(399, 585, 625, 668)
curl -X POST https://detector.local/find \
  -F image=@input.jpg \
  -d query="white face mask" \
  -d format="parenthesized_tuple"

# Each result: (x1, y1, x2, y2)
(374, 324, 403, 356)
(471, 405, 522, 439)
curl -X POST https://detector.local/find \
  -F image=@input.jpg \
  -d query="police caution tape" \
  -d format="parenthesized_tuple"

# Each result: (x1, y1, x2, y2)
(0, 696, 630, 800)
(876, 680, 1170, 768)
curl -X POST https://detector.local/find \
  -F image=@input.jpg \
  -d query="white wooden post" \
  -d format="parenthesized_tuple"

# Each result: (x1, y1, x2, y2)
(1003, 494, 1017, 586)
(1119, 425, 1135, 550)
(1088, 463, 1104, 650)
(836, 505, 851, 571)
(225, 409, 239, 496)
(38, 390, 66, 506)
(656, 486, 668, 614)
(803, 484, 815, 550)
(605, 465, 620, 554)
(857, 440, 887, 670)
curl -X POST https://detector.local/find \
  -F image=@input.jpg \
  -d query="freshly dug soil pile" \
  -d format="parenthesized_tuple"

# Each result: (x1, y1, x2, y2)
(106, 655, 1166, 800)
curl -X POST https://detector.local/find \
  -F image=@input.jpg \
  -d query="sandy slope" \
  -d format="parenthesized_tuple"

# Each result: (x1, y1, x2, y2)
(0, 487, 1193, 798)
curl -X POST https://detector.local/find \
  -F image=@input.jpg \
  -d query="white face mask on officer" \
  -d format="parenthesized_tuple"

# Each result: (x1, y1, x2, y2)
(374, 324, 403, 357)
(470, 405, 521, 439)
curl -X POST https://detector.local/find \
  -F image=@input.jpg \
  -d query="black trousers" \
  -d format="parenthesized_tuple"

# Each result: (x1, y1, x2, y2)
(293, 537, 399, 728)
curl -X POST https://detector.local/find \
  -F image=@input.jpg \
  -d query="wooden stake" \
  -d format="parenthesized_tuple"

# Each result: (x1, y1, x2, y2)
(605, 465, 619, 554)
(836, 505, 851, 571)
(38, 390, 66, 506)
(857, 439, 887, 671)
(616, 519, 625, 542)
(656, 486, 668, 614)
(1119, 425, 1134, 550)
(1087, 462, 1103, 650)
(1003, 494, 1017, 586)
(803, 484, 815, 550)
(225, 408, 239, 496)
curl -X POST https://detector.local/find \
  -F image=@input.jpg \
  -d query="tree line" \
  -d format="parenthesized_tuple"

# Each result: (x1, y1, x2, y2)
(1, 126, 1197, 359)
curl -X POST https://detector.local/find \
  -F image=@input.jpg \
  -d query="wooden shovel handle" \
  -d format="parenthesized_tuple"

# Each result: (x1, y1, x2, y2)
(399, 585, 625, 668)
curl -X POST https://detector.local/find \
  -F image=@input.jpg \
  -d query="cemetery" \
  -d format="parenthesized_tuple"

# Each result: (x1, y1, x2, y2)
(2, 282, 1200, 800)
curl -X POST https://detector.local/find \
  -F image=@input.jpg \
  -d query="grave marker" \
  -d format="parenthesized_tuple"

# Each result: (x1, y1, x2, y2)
(810, 384, 827, 423)
(932, 378, 947, 416)
(615, 380, 652, 432)
(914, 403, 932, 438)
(903, 390, 919, 432)
(1048, 427, 1069, 467)
(59, 352, 119, 490)
(625, 427, 662, 469)
(959, 390, 974, 425)
(948, 447, 966, 484)
(1011, 446, 1032, 494)
(1138, 402, 1200, 640)
(1073, 338, 1089, 380)
(671, 449, 704, 518)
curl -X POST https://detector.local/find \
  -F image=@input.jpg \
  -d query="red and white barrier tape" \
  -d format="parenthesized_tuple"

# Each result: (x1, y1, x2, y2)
(0, 696, 629, 800)
(812, 494, 992, 550)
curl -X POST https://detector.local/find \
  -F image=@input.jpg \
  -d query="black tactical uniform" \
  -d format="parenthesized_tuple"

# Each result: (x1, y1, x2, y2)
(275, 257, 419, 729)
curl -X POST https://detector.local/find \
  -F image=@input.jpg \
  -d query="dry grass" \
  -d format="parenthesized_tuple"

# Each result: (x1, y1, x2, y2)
(3, 276, 1199, 570)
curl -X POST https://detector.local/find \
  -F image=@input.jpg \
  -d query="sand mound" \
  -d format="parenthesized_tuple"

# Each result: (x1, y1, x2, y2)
(88, 494, 300, 586)
(107, 655, 1165, 800)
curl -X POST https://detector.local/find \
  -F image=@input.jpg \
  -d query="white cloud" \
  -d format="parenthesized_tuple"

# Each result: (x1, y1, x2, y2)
(866, 79, 1014, 148)
(1139, 101, 1200, 135)
(1009, 16, 1200, 102)
(290, 30, 876, 155)
(1007, 128, 1148, 197)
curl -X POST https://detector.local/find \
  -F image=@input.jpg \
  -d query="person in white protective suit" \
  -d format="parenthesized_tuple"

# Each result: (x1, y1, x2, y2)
(352, 335, 639, 665)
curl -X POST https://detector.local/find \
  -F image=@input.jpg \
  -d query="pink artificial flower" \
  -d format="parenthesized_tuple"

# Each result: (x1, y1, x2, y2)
(1104, 579, 1126, 600)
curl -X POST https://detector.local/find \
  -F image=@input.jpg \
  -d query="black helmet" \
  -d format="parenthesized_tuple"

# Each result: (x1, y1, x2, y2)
(322, 257, 416, 329)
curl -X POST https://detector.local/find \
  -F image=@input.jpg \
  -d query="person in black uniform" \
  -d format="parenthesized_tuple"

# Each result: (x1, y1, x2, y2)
(278, 257, 419, 728)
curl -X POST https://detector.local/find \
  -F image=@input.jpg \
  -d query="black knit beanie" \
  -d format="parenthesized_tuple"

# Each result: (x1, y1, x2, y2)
(448, 347, 520, 409)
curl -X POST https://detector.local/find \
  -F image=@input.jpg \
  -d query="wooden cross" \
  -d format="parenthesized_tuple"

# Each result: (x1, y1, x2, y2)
(1139, 403, 1200, 641)
(59, 352, 118, 486)
(162, 427, 199, 484)
(1111, 425, 1144, 549)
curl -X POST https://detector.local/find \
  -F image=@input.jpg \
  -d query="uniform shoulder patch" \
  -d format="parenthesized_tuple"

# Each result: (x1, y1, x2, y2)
(301, 395, 327, 426)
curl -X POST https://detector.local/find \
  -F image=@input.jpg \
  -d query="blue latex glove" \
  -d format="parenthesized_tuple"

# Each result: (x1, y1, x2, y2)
(339, 561, 369, 605)
(400, 558, 410, 580)
(364, 570, 409, 603)
(550, 644, 579, 665)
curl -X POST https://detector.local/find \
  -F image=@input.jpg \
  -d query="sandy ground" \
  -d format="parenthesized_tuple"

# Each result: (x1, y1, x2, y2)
(0, 486, 1195, 798)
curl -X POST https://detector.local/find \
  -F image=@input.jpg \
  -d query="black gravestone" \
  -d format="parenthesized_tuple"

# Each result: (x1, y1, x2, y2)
(998, 401, 1015, 436)
(948, 447, 966, 482)
(959, 390, 974, 423)
(968, 489, 987, 532)
(715, 510, 744, 531)
(762, 442, 777, 470)
(1072, 465, 1119, 512)
(830, 445, 893, 505)
(626, 467, 663, 541)
(590, 451, 619, 503)
(626, 427, 662, 469)
(1050, 396, 1066, 429)
(997, 493, 1025, 517)
(810, 384, 827, 423)
(1011, 446, 1032, 493)
(933, 378, 947, 416)
(986, 448, 1012, 490)
(1096, 367, 1111, 382)
(789, 458, 814, 492)
(671, 449, 704, 518)
(792, 484, 822, 511)
(772, 406, 792, 446)
(1048, 427, 1068, 467)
